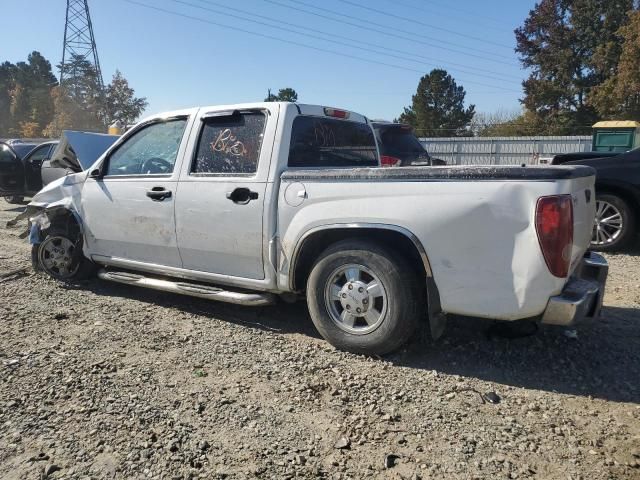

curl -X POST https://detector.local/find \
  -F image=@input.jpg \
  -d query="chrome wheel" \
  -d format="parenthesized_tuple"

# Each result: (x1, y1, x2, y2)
(324, 264, 388, 335)
(592, 200, 623, 246)
(38, 235, 79, 279)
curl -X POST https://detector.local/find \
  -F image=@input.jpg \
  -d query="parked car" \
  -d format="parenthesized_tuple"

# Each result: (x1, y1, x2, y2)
(20, 102, 606, 355)
(0, 131, 119, 204)
(372, 122, 445, 166)
(0, 141, 41, 203)
(564, 147, 640, 251)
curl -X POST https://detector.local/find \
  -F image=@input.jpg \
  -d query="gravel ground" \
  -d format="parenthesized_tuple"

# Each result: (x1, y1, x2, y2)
(0, 197, 639, 480)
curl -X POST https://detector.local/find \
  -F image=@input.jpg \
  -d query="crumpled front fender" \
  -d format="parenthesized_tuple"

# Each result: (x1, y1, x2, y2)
(6, 172, 87, 239)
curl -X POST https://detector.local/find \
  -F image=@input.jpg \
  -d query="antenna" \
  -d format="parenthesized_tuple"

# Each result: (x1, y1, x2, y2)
(60, 0, 104, 89)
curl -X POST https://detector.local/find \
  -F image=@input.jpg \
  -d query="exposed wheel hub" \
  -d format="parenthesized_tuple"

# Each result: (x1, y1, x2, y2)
(338, 280, 371, 315)
(39, 236, 78, 279)
(324, 264, 388, 335)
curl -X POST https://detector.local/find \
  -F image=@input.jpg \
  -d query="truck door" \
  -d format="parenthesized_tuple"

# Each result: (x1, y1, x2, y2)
(0, 143, 24, 196)
(174, 106, 278, 280)
(23, 143, 52, 192)
(80, 116, 192, 267)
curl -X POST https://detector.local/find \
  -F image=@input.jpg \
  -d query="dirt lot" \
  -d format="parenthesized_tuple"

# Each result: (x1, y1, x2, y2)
(0, 198, 639, 480)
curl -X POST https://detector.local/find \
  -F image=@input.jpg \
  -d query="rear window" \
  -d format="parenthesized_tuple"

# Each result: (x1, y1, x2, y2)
(288, 117, 378, 168)
(379, 127, 425, 155)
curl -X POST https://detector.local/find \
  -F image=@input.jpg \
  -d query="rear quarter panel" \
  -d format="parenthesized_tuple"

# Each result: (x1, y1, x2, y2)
(278, 174, 592, 320)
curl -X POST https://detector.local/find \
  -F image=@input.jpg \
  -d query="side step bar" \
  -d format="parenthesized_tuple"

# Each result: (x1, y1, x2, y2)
(97, 269, 276, 306)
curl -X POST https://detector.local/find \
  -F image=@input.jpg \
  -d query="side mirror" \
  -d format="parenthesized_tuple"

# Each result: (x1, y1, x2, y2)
(89, 168, 102, 179)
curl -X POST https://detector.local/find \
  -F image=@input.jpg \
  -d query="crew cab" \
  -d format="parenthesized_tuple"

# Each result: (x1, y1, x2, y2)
(17, 103, 608, 355)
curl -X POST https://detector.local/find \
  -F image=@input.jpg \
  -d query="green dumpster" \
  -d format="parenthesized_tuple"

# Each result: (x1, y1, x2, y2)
(592, 121, 640, 152)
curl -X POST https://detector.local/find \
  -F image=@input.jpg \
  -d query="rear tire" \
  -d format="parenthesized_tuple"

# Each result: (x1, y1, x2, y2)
(32, 228, 96, 281)
(306, 239, 421, 355)
(591, 193, 636, 252)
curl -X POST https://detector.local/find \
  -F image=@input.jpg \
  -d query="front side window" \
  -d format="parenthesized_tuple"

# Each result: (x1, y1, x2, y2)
(288, 117, 378, 167)
(192, 111, 266, 175)
(26, 144, 51, 163)
(105, 119, 187, 176)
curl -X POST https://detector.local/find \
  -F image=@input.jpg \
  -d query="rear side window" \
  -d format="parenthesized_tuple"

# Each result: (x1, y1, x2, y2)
(192, 111, 266, 175)
(288, 117, 378, 168)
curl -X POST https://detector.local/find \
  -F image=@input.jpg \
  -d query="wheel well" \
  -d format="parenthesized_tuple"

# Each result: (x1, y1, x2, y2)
(595, 184, 640, 218)
(292, 228, 428, 292)
(44, 208, 82, 240)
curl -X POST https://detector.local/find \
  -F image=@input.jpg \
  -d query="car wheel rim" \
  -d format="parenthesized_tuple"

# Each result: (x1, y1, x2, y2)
(324, 264, 388, 335)
(39, 236, 79, 279)
(592, 200, 623, 246)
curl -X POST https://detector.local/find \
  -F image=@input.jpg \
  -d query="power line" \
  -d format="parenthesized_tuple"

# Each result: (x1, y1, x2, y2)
(387, 0, 504, 26)
(383, 0, 506, 28)
(186, 0, 523, 84)
(121, 0, 521, 93)
(262, 0, 517, 66)
(337, 0, 512, 50)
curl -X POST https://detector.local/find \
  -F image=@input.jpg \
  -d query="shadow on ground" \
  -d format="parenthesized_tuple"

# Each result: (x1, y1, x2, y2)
(1, 205, 27, 213)
(75, 277, 640, 404)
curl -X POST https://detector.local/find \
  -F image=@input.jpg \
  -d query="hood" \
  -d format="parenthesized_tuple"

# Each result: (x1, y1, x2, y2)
(50, 130, 119, 172)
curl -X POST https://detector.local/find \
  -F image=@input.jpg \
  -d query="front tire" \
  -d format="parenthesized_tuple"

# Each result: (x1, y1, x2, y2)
(32, 228, 96, 281)
(591, 193, 636, 252)
(306, 240, 421, 355)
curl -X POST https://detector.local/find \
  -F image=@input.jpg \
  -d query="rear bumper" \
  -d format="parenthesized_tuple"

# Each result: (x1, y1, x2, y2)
(541, 252, 608, 326)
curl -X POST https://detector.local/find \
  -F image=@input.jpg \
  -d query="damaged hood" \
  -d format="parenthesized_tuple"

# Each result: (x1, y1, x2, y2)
(50, 130, 119, 172)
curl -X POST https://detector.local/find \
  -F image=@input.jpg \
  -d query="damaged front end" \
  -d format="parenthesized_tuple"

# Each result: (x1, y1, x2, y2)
(6, 172, 86, 248)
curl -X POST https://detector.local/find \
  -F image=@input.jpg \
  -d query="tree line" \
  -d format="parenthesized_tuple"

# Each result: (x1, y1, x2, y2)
(0, 51, 147, 138)
(2, 2, 638, 140)
(399, 2, 639, 137)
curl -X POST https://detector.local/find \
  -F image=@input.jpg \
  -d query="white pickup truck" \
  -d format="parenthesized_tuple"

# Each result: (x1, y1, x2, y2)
(17, 102, 608, 355)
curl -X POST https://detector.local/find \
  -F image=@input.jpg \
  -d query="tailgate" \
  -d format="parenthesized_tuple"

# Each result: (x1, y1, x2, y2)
(568, 174, 596, 274)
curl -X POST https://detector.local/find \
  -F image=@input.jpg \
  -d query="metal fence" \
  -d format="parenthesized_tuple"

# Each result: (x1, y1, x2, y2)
(420, 136, 592, 165)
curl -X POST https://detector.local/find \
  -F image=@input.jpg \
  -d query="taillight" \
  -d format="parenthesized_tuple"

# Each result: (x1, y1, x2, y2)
(380, 155, 401, 167)
(535, 195, 573, 278)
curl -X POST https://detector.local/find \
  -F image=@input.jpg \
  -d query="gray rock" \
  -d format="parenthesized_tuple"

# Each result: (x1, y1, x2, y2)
(334, 437, 351, 450)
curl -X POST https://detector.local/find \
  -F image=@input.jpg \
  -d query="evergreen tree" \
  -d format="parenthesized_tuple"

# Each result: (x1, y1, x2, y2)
(398, 69, 475, 137)
(105, 70, 148, 127)
(265, 87, 298, 102)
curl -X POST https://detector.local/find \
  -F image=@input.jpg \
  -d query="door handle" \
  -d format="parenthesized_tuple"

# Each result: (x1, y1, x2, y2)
(226, 187, 259, 205)
(146, 187, 172, 201)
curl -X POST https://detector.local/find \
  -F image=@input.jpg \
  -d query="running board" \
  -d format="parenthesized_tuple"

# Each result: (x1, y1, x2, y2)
(97, 269, 275, 306)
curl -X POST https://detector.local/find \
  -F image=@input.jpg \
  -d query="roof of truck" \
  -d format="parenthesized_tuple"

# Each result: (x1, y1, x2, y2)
(138, 103, 369, 125)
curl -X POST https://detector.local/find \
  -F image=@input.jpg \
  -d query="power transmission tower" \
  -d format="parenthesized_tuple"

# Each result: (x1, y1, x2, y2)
(60, 0, 104, 89)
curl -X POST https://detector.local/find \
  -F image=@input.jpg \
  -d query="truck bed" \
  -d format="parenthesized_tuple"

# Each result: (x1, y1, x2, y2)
(278, 165, 596, 320)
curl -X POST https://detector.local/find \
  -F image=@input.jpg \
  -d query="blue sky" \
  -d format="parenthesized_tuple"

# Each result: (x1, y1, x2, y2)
(3, 0, 534, 121)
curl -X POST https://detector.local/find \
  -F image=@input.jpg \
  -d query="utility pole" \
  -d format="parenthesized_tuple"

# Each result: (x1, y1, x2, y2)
(60, 0, 104, 90)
